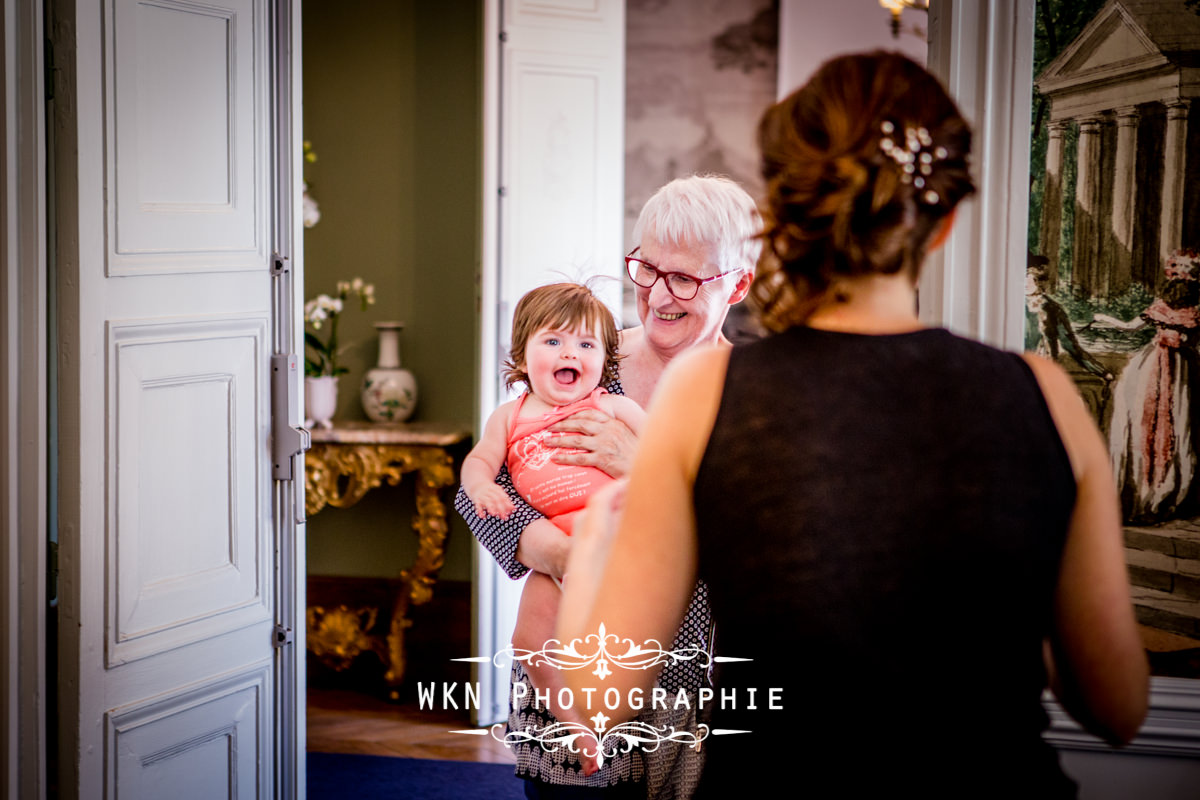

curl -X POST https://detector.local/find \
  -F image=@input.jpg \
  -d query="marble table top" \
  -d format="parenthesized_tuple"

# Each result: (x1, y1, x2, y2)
(308, 420, 470, 447)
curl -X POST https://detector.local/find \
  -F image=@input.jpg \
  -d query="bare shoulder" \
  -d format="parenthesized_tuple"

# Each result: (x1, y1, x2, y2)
(1020, 352, 1098, 481)
(618, 325, 643, 353)
(1020, 352, 1083, 429)
(1020, 351, 1076, 399)
(655, 345, 731, 403)
(493, 396, 520, 420)
(485, 397, 520, 432)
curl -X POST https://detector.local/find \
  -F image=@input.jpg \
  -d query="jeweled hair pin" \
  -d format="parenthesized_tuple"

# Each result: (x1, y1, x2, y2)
(878, 120, 948, 204)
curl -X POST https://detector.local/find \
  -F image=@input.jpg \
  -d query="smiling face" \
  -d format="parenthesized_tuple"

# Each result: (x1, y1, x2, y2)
(522, 323, 606, 408)
(635, 238, 751, 359)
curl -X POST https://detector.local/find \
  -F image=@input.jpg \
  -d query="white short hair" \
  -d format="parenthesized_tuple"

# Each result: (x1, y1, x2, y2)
(632, 175, 763, 274)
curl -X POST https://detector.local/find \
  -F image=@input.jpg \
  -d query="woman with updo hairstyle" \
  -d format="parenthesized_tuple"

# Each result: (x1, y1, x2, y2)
(558, 52, 1147, 797)
(753, 50, 975, 330)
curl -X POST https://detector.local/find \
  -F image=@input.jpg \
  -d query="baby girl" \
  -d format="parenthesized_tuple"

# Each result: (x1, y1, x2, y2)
(461, 282, 643, 771)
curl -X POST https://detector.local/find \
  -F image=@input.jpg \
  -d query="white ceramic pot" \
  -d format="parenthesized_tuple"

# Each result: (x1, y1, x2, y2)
(305, 375, 338, 429)
(361, 321, 417, 422)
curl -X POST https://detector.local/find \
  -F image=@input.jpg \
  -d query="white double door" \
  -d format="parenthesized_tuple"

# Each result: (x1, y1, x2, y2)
(54, 1, 303, 797)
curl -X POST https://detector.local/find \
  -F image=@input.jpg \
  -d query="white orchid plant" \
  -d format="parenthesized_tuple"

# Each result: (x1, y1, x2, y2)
(304, 277, 376, 377)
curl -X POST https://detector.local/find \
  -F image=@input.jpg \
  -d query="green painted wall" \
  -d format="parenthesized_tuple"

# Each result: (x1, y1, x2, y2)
(302, 0, 481, 582)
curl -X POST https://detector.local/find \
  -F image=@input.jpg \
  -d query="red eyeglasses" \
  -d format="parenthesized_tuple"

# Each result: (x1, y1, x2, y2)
(624, 248, 739, 301)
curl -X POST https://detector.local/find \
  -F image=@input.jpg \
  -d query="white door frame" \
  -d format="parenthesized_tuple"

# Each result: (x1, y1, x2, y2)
(1, 0, 48, 798)
(920, 0, 1035, 349)
(272, 2, 307, 796)
(474, 0, 506, 729)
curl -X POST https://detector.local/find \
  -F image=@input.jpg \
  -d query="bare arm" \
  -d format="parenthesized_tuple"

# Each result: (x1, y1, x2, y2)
(454, 397, 571, 579)
(1091, 312, 1146, 331)
(558, 347, 729, 720)
(603, 394, 646, 436)
(1023, 353, 1149, 745)
(460, 401, 517, 519)
(454, 474, 567, 580)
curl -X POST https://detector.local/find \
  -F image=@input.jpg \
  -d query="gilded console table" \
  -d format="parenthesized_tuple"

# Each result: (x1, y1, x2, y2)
(304, 420, 469, 700)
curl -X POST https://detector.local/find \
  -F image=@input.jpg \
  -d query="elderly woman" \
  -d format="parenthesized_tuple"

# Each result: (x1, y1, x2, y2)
(559, 52, 1147, 797)
(455, 174, 762, 798)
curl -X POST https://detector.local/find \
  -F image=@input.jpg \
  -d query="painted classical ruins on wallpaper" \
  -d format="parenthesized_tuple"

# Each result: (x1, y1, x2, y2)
(1026, 0, 1200, 675)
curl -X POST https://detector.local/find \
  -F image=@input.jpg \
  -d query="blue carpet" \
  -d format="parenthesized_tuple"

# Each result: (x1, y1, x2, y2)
(307, 752, 525, 799)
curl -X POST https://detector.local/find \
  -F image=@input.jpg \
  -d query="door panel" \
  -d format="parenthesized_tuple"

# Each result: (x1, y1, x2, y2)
(108, 316, 269, 666)
(55, 0, 291, 796)
(109, 0, 266, 270)
(108, 664, 270, 799)
(506, 57, 604, 293)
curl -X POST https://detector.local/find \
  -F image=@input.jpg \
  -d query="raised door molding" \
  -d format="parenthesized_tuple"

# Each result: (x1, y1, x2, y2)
(106, 663, 271, 798)
(497, 0, 625, 331)
(106, 315, 270, 667)
(105, 0, 268, 275)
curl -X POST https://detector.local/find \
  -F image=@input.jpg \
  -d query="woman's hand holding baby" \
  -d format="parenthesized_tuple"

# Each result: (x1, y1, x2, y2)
(547, 410, 638, 478)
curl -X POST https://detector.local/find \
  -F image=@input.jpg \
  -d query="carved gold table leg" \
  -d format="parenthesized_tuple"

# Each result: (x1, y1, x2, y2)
(306, 605, 389, 673)
(304, 436, 459, 701)
(382, 452, 454, 700)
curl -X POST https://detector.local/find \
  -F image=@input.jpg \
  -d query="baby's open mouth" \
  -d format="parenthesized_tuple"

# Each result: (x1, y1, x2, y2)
(554, 368, 580, 385)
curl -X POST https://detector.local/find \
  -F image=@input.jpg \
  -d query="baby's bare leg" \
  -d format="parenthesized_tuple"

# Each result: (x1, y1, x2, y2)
(512, 571, 561, 673)
(511, 571, 599, 775)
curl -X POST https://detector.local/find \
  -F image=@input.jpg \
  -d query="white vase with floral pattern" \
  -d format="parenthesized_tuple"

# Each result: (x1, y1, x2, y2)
(361, 322, 417, 422)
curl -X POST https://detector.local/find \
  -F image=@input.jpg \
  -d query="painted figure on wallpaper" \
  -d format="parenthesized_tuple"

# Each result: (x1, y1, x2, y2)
(1094, 249, 1200, 521)
(1028, 0, 1200, 666)
(1025, 257, 1112, 381)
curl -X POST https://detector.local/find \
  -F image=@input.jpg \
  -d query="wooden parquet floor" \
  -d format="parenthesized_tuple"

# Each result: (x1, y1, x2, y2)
(307, 688, 515, 764)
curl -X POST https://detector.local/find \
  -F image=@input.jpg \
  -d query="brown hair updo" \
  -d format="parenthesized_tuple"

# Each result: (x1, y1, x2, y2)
(752, 51, 976, 331)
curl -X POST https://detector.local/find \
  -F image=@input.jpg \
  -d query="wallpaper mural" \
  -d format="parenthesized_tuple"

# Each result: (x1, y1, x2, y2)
(623, 0, 778, 335)
(1027, 0, 1200, 676)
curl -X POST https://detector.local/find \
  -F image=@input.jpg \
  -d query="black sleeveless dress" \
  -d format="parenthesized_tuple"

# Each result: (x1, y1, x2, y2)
(692, 326, 1078, 797)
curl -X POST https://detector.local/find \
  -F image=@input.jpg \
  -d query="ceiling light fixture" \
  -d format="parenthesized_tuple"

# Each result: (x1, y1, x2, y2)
(879, 0, 930, 39)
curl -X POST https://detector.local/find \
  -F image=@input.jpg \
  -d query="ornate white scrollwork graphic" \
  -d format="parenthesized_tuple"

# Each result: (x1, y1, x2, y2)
(492, 720, 711, 769)
(494, 623, 711, 681)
